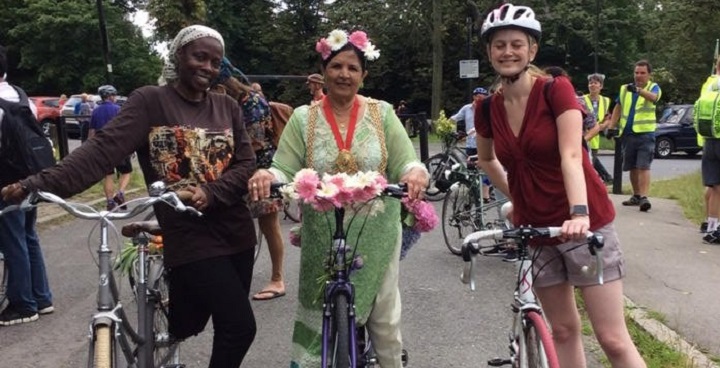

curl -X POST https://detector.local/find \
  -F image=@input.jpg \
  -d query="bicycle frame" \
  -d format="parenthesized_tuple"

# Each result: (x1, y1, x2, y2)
(17, 186, 197, 368)
(320, 207, 364, 368)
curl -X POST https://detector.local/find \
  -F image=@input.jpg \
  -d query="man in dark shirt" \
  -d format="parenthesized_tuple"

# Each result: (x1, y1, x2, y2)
(90, 85, 132, 210)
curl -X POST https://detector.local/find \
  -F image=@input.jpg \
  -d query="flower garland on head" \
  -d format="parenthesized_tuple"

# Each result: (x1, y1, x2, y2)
(316, 29, 381, 61)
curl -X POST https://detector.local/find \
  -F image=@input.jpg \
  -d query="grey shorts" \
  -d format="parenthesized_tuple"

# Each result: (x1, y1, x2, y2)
(702, 139, 720, 186)
(531, 223, 626, 288)
(622, 133, 655, 171)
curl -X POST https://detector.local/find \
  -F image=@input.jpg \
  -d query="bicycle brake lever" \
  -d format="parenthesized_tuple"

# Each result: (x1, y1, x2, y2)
(460, 256, 476, 291)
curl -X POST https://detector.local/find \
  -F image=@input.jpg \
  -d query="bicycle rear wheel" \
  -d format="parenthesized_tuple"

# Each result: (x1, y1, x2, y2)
(0, 251, 7, 309)
(521, 311, 559, 368)
(92, 324, 114, 368)
(442, 182, 478, 255)
(424, 153, 462, 202)
(330, 293, 351, 368)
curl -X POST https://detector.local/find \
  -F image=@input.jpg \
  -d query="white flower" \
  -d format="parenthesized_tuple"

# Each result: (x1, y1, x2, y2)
(279, 183, 299, 200)
(363, 43, 380, 61)
(317, 182, 340, 199)
(327, 30, 349, 51)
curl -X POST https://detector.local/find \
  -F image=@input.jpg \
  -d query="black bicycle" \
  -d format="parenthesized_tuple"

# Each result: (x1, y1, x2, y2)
(423, 131, 468, 201)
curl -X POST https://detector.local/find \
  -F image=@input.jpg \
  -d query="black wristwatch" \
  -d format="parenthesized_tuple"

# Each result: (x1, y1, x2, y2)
(570, 205, 589, 217)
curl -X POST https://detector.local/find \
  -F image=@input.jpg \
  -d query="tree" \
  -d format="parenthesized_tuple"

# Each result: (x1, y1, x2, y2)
(2, 0, 161, 96)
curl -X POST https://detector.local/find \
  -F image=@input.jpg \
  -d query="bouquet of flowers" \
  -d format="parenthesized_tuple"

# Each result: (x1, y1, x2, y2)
(400, 197, 439, 259)
(434, 110, 456, 146)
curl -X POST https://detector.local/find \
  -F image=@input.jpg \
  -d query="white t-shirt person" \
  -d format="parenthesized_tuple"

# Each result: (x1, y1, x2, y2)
(0, 79, 38, 148)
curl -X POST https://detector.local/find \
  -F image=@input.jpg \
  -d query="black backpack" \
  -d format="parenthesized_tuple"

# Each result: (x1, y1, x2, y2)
(0, 85, 56, 186)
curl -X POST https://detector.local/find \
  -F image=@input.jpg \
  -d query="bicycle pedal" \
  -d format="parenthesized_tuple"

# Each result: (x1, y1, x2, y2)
(488, 358, 511, 366)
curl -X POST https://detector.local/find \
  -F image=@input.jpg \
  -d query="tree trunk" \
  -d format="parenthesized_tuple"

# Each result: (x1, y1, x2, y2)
(431, 0, 442, 121)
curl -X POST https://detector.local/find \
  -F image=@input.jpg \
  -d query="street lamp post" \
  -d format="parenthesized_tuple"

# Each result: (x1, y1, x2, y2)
(96, 0, 113, 84)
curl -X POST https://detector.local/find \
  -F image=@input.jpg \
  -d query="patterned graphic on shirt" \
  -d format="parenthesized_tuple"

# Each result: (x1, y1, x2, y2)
(148, 126, 234, 188)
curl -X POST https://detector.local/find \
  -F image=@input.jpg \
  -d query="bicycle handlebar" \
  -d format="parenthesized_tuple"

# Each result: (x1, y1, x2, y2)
(0, 181, 202, 221)
(460, 226, 605, 291)
(268, 182, 408, 200)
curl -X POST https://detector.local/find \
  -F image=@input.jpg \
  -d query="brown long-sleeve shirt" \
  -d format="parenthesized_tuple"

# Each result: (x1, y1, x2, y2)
(23, 85, 257, 267)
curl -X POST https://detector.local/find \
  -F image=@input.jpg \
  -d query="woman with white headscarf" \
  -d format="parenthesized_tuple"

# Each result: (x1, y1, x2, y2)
(1, 25, 259, 366)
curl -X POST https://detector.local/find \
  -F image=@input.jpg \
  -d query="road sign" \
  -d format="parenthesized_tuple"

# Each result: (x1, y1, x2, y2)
(459, 59, 479, 79)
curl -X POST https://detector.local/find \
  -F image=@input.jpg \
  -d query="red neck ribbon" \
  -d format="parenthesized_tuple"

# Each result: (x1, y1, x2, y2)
(322, 96, 360, 151)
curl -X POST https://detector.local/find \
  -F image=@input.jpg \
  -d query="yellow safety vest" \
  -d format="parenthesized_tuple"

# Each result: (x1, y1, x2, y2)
(619, 82, 660, 136)
(696, 75, 720, 146)
(583, 94, 610, 149)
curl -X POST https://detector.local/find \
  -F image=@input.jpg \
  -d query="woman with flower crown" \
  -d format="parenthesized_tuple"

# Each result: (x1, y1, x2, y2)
(249, 29, 428, 367)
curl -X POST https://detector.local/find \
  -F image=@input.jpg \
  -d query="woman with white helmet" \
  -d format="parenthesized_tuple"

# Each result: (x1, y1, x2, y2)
(474, 4, 646, 367)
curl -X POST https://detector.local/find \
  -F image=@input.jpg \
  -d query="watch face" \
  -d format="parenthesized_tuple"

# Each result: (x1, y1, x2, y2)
(571, 205, 589, 216)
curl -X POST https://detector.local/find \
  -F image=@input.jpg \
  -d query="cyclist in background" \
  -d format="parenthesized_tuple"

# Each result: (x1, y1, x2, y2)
(474, 4, 646, 367)
(2, 25, 258, 367)
(450, 87, 493, 203)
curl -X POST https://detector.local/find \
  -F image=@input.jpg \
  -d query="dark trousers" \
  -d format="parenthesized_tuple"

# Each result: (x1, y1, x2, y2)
(168, 249, 257, 368)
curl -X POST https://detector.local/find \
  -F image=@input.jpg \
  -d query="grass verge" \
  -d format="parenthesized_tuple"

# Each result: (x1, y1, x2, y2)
(579, 169, 713, 367)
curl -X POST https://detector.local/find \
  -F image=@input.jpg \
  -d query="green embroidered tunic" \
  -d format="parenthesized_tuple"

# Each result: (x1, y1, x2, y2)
(269, 97, 421, 368)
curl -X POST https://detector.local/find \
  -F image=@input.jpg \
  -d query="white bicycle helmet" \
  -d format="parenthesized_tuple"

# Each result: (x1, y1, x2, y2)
(480, 3, 541, 42)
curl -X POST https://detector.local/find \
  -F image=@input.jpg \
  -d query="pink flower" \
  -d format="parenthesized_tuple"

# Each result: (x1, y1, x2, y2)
(402, 198, 439, 232)
(295, 169, 320, 201)
(348, 31, 368, 50)
(315, 38, 332, 60)
(289, 226, 302, 247)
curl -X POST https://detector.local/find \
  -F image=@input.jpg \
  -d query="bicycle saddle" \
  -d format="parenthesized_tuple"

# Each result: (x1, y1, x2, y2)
(121, 220, 163, 237)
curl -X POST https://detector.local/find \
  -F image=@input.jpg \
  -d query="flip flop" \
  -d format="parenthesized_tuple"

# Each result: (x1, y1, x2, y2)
(252, 289, 286, 301)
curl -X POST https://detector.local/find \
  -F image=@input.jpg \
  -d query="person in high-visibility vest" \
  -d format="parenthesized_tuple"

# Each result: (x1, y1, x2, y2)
(608, 59, 662, 212)
(583, 73, 613, 183)
(699, 58, 720, 243)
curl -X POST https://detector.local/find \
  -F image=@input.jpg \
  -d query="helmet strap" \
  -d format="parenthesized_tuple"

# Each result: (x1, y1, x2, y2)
(501, 65, 530, 84)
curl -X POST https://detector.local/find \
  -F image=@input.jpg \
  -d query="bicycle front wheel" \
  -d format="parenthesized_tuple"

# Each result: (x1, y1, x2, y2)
(330, 293, 351, 368)
(93, 324, 114, 368)
(147, 257, 181, 367)
(442, 182, 477, 255)
(520, 311, 559, 368)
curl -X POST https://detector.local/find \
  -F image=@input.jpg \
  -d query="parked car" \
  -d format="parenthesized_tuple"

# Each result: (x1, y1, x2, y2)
(29, 96, 61, 136)
(60, 94, 101, 138)
(654, 104, 702, 159)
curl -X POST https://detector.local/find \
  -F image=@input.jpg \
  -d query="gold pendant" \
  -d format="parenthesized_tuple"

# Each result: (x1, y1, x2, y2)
(335, 149, 359, 174)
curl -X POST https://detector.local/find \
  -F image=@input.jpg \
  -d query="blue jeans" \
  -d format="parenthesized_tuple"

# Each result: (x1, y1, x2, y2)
(0, 199, 53, 313)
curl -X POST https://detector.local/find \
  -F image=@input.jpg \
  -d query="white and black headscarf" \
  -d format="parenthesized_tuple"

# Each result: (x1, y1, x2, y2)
(159, 25, 225, 85)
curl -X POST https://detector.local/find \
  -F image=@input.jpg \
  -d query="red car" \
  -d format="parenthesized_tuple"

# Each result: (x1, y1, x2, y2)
(29, 96, 62, 136)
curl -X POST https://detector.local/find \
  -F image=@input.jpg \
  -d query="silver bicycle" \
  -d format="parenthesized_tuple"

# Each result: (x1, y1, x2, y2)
(20, 182, 199, 368)
(460, 226, 605, 368)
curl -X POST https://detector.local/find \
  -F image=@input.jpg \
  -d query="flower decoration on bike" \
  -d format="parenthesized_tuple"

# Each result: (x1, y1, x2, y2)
(400, 197, 439, 259)
(284, 168, 388, 212)
(434, 110, 457, 146)
(315, 30, 380, 61)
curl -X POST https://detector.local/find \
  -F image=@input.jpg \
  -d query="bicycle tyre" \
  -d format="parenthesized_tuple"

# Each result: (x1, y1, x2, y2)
(0, 252, 7, 309)
(522, 311, 559, 368)
(283, 199, 302, 223)
(146, 256, 182, 367)
(424, 153, 462, 202)
(331, 293, 351, 368)
(442, 182, 477, 255)
(93, 324, 114, 368)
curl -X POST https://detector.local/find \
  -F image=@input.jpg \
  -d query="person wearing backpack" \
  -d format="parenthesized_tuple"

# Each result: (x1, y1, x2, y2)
(696, 58, 720, 244)
(474, 5, 645, 367)
(0, 44, 54, 326)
